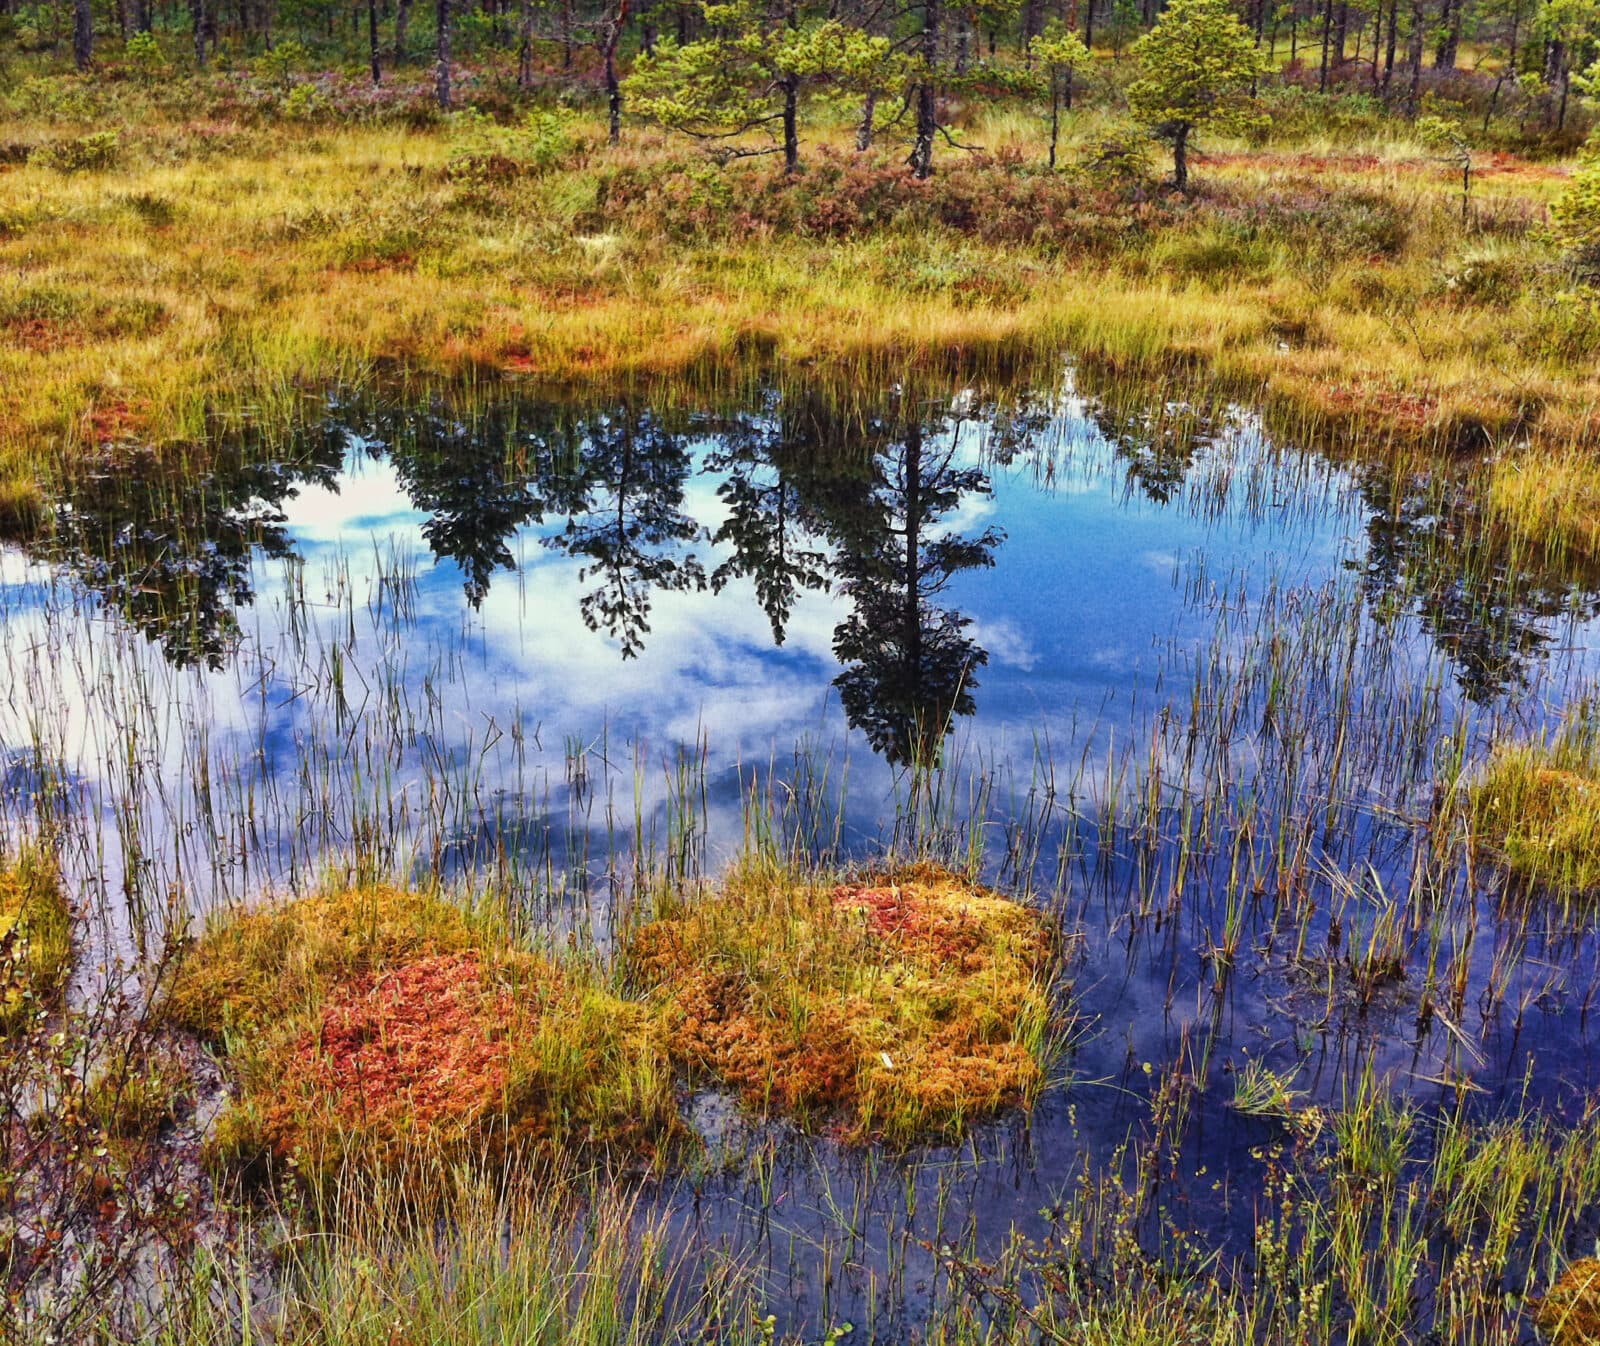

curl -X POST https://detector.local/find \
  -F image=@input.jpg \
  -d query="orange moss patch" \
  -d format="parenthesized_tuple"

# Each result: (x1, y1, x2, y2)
(1538, 1258, 1600, 1344)
(168, 886, 682, 1179)
(276, 952, 513, 1140)
(629, 864, 1062, 1144)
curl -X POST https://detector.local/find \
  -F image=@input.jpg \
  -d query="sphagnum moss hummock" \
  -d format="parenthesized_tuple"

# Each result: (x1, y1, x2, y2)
(627, 862, 1063, 1144)
(166, 884, 683, 1182)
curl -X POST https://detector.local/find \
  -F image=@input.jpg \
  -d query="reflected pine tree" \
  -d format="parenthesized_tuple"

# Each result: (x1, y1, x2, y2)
(345, 397, 706, 658)
(826, 406, 1001, 768)
(1079, 371, 1600, 702)
(704, 389, 840, 644)
(47, 438, 343, 670)
(710, 387, 1003, 768)
(1084, 386, 1236, 505)
(544, 405, 707, 660)
(1351, 466, 1600, 702)
(356, 396, 578, 606)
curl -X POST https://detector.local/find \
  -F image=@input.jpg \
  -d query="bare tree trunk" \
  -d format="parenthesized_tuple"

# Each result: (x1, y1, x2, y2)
(1434, 0, 1460, 67)
(1048, 75, 1060, 168)
(1172, 120, 1189, 190)
(435, 0, 451, 107)
(910, 0, 939, 179)
(601, 0, 629, 144)
(369, 0, 381, 81)
(1406, 0, 1423, 113)
(394, 0, 412, 60)
(517, 0, 533, 86)
(1369, 2, 1381, 87)
(781, 73, 799, 172)
(190, 0, 207, 68)
(73, 0, 92, 68)
(1382, 0, 1398, 87)
(856, 89, 878, 149)
(1319, 0, 1332, 90)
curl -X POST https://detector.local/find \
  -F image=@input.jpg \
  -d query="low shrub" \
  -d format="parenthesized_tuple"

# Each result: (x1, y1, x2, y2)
(592, 147, 1172, 254)
(28, 129, 121, 173)
(1552, 135, 1600, 283)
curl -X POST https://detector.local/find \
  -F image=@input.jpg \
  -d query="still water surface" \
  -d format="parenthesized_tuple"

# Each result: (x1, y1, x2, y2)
(6, 369, 1600, 1334)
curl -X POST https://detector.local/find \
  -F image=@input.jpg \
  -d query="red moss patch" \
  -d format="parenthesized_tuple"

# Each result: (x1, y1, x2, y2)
(171, 886, 686, 1179)
(5, 317, 78, 352)
(86, 398, 150, 444)
(268, 952, 515, 1149)
(832, 877, 1013, 967)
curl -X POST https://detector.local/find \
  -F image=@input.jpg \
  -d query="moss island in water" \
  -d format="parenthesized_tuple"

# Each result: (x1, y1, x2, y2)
(165, 865, 1062, 1180)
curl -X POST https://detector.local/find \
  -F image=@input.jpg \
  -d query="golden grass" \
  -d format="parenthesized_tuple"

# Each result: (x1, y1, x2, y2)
(0, 105, 1595, 525)
(166, 884, 682, 1180)
(0, 847, 71, 1034)
(627, 861, 1061, 1144)
(1487, 449, 1600, 563)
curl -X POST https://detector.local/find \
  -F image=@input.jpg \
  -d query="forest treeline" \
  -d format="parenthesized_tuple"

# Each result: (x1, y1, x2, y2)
(2, 0, 1596, 177)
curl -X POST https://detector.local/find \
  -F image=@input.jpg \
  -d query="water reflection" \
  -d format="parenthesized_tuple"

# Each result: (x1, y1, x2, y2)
(20, 370, 1600, 1340)
(333, 382, 1013, 767)
(38, 375, 1600, 763)
(47, 438, 343, 670)
(1350, 462, 1600, 701)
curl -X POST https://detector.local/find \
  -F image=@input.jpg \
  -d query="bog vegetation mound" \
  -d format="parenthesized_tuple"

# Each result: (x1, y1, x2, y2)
(168, 868, 1063, 1179)
(1471, 711, 1600, 899)
(166, 884, 681, 1178)
(627, 862, 1061, 1144)
(0, 848, 70, 1034)
(1538, 1258, 1600, 1345)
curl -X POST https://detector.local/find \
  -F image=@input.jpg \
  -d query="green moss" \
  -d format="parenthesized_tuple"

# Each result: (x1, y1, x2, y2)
(0, 847, 71, 1034)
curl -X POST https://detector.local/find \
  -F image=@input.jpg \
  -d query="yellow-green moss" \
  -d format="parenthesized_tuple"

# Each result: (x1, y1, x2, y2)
(0, 848, 71, 1033)
(1471, 717, 1600, 898)
(164, 882, 481, 1036)
(627, 862, 1062, 1144)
